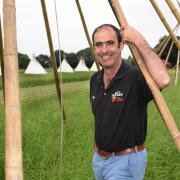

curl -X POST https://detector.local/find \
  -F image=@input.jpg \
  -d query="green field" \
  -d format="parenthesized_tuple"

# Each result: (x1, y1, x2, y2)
(0, 72, 180, 179)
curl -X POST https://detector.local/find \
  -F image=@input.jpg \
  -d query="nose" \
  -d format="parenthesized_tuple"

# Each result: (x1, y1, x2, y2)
(102, 43, 108, 53)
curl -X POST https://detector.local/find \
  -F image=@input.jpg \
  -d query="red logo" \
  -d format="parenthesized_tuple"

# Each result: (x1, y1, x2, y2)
(112, 91, 124, 103)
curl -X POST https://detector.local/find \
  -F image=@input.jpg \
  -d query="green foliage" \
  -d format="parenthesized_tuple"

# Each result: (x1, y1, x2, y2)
(18, 53, 30, 69)
(36, 54, 51, 69)
(54, 50, 66, 67)
(17, 47, 95, 71)
(77, 48, 94, 68)
(0, 71, 93, 90)
(66, 52, 79, 69)
(154, 35, 179, 66)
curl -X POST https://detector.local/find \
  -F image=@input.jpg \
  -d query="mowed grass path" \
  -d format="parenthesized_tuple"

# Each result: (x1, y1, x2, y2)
(0, 72, 180, 179)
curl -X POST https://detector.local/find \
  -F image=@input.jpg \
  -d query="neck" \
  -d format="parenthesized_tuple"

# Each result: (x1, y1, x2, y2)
(103, 59, 122, 88)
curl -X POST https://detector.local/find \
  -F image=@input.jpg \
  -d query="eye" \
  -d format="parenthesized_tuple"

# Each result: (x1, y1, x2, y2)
(106, 40, 115, 46)
(95, 42, 103, 47)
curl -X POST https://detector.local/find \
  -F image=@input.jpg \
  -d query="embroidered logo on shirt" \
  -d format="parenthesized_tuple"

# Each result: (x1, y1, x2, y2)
(112, 91, 124, 103)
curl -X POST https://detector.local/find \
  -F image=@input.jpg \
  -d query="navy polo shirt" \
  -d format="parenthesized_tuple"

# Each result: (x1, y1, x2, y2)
(90, 61, 153, 152)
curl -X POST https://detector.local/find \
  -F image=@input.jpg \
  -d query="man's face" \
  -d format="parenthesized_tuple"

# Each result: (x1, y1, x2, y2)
(94, 27, 122, 69)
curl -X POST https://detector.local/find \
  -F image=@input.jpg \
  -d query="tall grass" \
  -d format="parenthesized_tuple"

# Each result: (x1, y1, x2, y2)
(0, 72, 180, 179)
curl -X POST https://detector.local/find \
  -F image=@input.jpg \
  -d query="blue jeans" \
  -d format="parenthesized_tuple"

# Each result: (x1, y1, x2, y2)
(92, 149, 147, 180)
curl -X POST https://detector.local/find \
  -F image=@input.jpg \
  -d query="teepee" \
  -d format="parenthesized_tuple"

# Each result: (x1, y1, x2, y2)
(58, 58, 73, 73)
(25, 56, 47, 74)
(75, 58, 89, 72)
(90, 62, 99, 71)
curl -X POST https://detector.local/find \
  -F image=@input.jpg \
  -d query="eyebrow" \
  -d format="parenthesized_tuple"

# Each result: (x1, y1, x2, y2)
(95, 40, 115, 47)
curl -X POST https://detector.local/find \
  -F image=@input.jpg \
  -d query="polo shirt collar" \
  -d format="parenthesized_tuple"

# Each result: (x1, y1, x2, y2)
(96, 60, 129, 84)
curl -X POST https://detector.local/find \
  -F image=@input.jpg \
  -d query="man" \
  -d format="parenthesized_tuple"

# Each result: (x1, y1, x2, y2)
(90, 24, 170, 180)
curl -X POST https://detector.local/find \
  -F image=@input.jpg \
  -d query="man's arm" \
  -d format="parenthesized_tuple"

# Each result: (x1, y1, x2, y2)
(121, 26, 170, 89)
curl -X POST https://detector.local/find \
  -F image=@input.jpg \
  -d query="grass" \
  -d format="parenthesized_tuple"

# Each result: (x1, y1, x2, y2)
(0, 72, 180, 179)
(0, 71, 94, 90)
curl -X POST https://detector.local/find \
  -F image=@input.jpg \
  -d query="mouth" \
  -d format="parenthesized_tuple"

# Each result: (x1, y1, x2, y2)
(100, 53, 112, 60)
(102, 55, 111, 60)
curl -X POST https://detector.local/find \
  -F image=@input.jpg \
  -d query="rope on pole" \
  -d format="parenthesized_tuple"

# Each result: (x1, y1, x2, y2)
(53, 0, 64, 165)
(40, 0, 66, 120)
(75, 0, 101, 71)
(108, 0, 180, 152)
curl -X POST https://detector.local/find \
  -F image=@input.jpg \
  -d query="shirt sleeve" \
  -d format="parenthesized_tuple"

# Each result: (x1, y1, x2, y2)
(137, 70, 153, 103)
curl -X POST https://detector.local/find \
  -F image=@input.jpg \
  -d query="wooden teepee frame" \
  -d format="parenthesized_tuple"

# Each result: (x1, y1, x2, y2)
(150, 0, 180, 50)
(150, 0, 180, 86)
(75, 0, 101, 71)
(108, 0, 180, 152)
(1, 0, 180, 179)
(40, 0, 66, 121)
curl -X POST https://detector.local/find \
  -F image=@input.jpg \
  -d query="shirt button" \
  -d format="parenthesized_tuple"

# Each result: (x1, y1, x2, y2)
(104, 92, 106, 95)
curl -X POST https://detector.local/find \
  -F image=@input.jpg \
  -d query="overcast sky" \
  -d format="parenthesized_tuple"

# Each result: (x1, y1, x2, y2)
(0, 0, 179, 58)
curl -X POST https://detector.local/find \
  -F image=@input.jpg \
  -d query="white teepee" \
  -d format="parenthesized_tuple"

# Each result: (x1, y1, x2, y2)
(25, 56, 47, 74)
(90, 62, 99, 71)
(58, 58, 73, 73)
(75, 58, 89, 72)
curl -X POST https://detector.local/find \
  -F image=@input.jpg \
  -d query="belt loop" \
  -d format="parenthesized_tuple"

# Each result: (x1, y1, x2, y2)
(135, 146, 138, 153)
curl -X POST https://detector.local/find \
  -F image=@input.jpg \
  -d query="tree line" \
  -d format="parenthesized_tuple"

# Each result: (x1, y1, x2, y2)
(18, 47, 94, 70)
(18, 35, 179, 70)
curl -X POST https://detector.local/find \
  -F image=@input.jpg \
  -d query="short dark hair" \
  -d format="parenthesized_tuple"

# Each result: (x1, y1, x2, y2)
(92, 24, 122, 46)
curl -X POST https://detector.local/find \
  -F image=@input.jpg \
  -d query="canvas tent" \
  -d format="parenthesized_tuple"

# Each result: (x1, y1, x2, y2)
(90, 62, 99, 71)
(58, 58, 73, 73)
(75, 58, 89, 72)
(25, 56, 47, 74)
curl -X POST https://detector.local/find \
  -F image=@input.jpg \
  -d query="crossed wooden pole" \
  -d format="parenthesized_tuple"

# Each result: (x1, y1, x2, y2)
(108, 0, 180, 152)
(2, 0, 180, 179)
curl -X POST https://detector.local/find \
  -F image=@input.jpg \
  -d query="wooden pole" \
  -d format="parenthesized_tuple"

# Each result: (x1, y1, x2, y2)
(150, 0, 180, 50)
(158, 23, 179, 56)
(0, 15, 5, 102)
(75, 0, 100, 71)
(158, 36, 171, 56)
(108, 0, 180, 152)
(40, 0, 66, 120)
(175, 50, 180, 86)
(155, 35, 169, 54)
(165, 0, 180, 23)
(3, 0, 23, 179)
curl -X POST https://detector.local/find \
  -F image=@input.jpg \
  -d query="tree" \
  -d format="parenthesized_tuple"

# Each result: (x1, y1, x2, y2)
(77, 47, 94, 68)
(54, 50, 66, 67)
(66, 52, 79, 69)
(36, 54, 50, 69)
(154, 35, 179, 67)
(18, 53, 30, 69)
